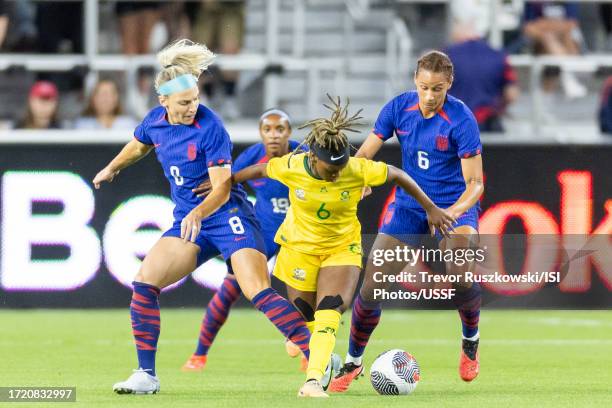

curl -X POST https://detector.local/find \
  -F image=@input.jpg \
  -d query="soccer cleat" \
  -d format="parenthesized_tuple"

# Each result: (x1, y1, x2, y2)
(181, 354, 207, 372)
(113, 369, 160, 394)
(320, 353, 342, 391)
(328, 362, 364, 393)
(459, 338, 480, 382)
(285, 339, 301, 358)
(297, 379, 329, 398)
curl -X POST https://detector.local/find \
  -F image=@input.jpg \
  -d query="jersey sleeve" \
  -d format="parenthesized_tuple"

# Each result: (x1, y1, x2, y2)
(202, 122, 233, 168)
(362, 159, 388, 187)
(453, 114, 482, 159)
(266, 155, 290, 184)
(233, 148, 252, 173)
(372, 98, 396, 141)
(133, 121, 152, 145)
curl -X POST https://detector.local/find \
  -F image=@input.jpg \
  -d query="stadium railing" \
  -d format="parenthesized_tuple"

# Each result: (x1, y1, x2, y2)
(2, 0, 612, 139)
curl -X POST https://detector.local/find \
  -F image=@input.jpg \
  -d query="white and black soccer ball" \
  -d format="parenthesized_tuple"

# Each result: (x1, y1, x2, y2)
(370, 349, 420, 395)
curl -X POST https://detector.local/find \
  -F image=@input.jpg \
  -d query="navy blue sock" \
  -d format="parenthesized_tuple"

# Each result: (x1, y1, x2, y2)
(130, 281, 161, 376)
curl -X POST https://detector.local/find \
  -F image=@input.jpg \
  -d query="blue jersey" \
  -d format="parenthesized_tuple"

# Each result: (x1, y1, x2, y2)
(134, 104, 250, 222)
(373, 91, 482, 210)
(233, 140, 301, 239)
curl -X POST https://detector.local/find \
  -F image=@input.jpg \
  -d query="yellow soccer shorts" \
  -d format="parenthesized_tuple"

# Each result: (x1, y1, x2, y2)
(273, 244, 362, 292)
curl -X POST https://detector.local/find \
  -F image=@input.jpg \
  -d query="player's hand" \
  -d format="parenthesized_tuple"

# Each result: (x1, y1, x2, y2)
(360, 186, 372, 200)
(192, 179, 212, 198)
(93, 167, 120, 189)
(181, 209, 203, 243)
(426, 206, 456, 239)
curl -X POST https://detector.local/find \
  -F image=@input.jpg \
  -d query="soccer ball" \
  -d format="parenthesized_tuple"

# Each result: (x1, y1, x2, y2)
(370, 349, 420, 395)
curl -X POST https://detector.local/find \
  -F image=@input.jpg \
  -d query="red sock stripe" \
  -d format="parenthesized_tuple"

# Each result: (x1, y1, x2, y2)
(221, 279, 241, 300)
(132, 292, 153, 305)
(271, 310, 301, 326)
(131, 302, 160, 317)
(139, 318, 160, 326)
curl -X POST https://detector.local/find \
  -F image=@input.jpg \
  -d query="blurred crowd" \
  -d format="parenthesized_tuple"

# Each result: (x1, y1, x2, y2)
(0, 0, 245, 129)
(0, 0, 610, 134)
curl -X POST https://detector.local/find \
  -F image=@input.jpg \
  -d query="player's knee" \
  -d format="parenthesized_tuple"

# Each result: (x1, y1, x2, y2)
(359, 287, 378, 304)
(316, 295, 344, 313)
(293, 297, 315, 321)
(240, 282, 269, 301)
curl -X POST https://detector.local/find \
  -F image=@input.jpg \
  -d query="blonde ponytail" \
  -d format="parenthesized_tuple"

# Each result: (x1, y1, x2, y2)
(154, 39, 215, 94)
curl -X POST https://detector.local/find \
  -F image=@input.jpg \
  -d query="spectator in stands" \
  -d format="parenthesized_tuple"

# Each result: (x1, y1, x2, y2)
(15, 81, 61, 129)
(522, 1, 586, 98)
(116, 2, 161, 54)
(160, 1, 199, 42)
(73, 79, 137, 130)
(599, 76, 612, 135)
(36, 1, 82, 53)
(446, 3, 519, 132)
(192, 0, 245, 120)
(0, 0, 8, 49)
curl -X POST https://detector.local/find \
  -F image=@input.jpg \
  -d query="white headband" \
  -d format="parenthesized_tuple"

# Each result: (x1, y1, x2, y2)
(259, 109, 291, 126)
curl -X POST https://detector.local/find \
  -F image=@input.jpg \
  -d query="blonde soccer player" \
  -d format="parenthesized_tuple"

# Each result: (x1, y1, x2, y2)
(229, 96, 456, 397)
(93, 39, 311, 394)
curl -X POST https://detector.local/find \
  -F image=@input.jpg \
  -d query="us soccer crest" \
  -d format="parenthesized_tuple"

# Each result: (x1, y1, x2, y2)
(435, 135, 449, 151)
(292, 268, 306, 281)
(295, 188, 306, 200)
(187, 143, 197, 160)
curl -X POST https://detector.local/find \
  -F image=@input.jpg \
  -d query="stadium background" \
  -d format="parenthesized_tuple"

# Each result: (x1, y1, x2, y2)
(0, 1, 610, 406)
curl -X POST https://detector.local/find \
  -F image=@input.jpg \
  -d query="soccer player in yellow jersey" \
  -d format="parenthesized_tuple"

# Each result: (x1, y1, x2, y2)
(231, 96, 456, 397)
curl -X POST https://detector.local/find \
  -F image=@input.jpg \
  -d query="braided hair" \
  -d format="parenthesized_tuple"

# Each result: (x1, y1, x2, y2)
(290, 95, 363, 166)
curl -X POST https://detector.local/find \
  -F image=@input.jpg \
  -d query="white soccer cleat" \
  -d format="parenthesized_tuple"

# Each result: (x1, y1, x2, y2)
(320, 353, 342, 391)
(113, 369, 160, 394)
(298, 379, 329, 398)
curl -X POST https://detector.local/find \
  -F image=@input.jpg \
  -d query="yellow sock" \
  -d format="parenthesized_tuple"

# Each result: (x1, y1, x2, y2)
(306, 320, 316, 333)
(306, 309, 341, 381)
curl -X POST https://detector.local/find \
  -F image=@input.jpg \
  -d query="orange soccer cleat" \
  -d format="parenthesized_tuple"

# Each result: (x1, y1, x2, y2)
(459, 338, 479, 381)
(328, 362, 364, 393)
(285, 339, 302, 358)
(181, 354, 207, 372)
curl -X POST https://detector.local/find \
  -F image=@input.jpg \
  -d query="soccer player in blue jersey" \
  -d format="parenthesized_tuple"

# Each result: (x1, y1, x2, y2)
(181, 108, 307, 372)
(92, 39, 311, 395)
(330, 50, 485, 391)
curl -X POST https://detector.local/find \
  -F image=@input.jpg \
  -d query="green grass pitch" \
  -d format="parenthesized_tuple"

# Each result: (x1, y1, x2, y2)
(1, 309, 610, 407)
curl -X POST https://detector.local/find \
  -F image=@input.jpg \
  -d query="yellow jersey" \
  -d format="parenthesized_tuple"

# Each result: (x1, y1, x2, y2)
(266, 153, 388, 255)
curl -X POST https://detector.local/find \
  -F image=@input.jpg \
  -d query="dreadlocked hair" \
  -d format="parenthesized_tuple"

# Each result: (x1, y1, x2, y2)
(289, 94, 363, 166)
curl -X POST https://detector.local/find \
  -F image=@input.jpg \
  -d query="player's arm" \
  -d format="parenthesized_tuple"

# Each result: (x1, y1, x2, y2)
(93, 138, 153, 189)
(182, 166, 232, 242)
(386, 165, 456, 237)
(232, 163, 268, 184)
(356, 134, 385, 198)
(192, 163, 268, 198)
(447, 154, 484, 219)
(355, 133, 384, 159)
